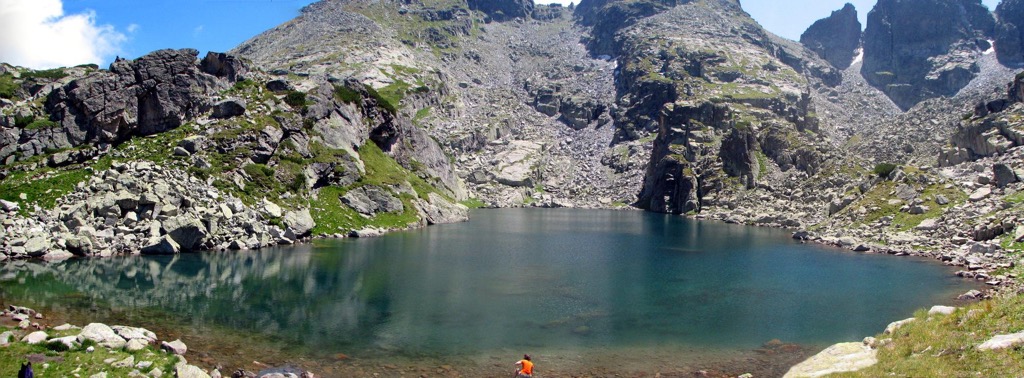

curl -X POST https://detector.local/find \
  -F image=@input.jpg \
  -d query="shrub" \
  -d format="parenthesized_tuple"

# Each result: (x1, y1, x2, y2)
(284, 91, 307, 107)
(874, 163, 898, 178)
(333, 85, 362, 104)
(0, 74, 17, 99)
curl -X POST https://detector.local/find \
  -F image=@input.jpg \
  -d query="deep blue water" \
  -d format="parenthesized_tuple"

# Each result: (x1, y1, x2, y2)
(0, 208, 974, 361)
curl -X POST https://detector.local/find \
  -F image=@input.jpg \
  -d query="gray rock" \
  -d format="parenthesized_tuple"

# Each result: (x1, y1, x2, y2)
(42, 249, 75, 261)
(21, 331, 48, 344)
(162, 216, 208, 251)
(884, 318, 916, 335)
(141, 235, 181, 255)
(112, 355, 135, 368)
(175, 364, 211, 378)
(0, 331, 13, 346)
(261, 199, 282, 218)
(126, 338, 148, 351)
(958, 290, 983, 300)
(994, 163, 1020, 188)
(78, 323, 127, 349)
(161, 339, 188, 355)
(0, 199, 19, 212)
(978, 331, 1024, 351)
(211, 98, 247, 119)
(48, 335, 79, 349)
(915, 218, 940, 231)
(23, 237, 49, 256)
(112, 325, 157, 342)
(969, 187, 992, 202)
(341, 186, 403, 215)
(928, 305, 957, 316)
(173, 146, 191, 157)
(283, 208, 314, 237)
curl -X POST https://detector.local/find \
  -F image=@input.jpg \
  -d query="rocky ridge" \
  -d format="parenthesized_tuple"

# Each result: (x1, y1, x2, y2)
(800, 3, 862, 70)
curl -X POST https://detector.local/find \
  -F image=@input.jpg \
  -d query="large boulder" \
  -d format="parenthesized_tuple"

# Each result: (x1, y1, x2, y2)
(77, 323, 127, 349)
(993, 163, 1020, 188)
(211, 98, 246, 119)
(341, 186, 404, 215)
(783, 342, 878, 377)
(800, 3, 862, 69)
(162, 216, 208, 252)
(283, 208, 315, 237)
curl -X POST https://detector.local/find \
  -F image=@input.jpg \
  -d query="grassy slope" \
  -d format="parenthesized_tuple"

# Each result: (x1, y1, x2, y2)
(0, 326, 179, 377)
(834, 294, 1024, 377)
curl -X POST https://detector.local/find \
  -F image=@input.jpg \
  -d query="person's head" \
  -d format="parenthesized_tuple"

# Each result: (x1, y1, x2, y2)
(523, 354, 531, 361)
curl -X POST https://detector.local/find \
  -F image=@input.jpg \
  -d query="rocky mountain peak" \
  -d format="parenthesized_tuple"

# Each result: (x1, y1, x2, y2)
(861, 0, 996, 110)
(995, 0, 1024, 66)
(800, 3, 861, 69)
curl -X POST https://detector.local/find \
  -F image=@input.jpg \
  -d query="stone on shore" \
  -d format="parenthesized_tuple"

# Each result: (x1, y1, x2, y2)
(141, 235, 181, 255)
(283, 208, 314, 237)
(78, 323, 127, 349)
(978, 331, 1024, 350)
(113, 325, 158, 342)
(176, 364, 211, 378)
(21, 331, 48, 344)
(928, 305, 957, 316)
(162, 339, 188, 355)
(884, 317, 916, 334)
(783, 342, 878, 377)
(49, 335, 80, 349)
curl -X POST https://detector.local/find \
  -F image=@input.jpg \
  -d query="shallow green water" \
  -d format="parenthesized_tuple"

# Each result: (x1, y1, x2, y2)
(0, 209, 976, 371)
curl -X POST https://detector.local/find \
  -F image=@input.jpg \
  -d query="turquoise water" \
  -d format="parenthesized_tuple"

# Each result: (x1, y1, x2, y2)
(0, 209, 975, 372)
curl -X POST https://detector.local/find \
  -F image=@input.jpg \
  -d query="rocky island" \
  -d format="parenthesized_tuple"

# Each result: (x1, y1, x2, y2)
(2, 0, 1024, 376)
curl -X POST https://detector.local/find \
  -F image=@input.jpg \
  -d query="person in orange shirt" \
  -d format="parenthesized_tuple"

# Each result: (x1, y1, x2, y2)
(514, 354, 534, 378)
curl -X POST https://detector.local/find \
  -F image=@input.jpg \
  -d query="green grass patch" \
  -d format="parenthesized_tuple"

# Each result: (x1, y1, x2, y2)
(24, 118, 58, 130)
(373, 80, 411, 114)
(836, 294, 1024, 377)
(459, 198, 486, 209)
(413, 106, 432, 125)
(874, 163, 898, 178)
(0, 73, 17, 99)
(309, 186, 421, 235)
(21, 68, 68, 80)
(0, 167, 95, 212)
(333, 85, 362, 104)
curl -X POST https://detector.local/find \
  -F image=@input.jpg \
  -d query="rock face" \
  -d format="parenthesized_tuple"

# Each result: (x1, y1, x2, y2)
(861, 0, 995, 110)
(800, 3, 862, 69)
(467, 0, 533, 22)
(35, 50, 221, 160)
(995, 0, 1024, 65)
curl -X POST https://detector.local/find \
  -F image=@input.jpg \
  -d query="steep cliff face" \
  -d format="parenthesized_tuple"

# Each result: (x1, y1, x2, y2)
(615, 0, 833, 218)
(861, 0, 995, 110)
(996, 0, 1024, 66)
(800, 3, 862, 69)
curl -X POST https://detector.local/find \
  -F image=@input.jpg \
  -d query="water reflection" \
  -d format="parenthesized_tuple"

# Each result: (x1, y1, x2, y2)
(0, 209, 975, 361)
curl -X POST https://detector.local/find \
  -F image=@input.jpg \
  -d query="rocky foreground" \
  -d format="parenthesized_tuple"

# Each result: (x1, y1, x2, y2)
(0, 304, 317, 378)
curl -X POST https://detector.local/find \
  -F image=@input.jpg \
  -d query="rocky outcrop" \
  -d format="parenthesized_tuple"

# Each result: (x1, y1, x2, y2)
(468, 0, 533, 22)
(861, 0, 995, 110)
(939, 73, 1024, 166)
(995, 0, 1024, 66)
(574, 0, 684, 57)
(800, 3, 861, 69)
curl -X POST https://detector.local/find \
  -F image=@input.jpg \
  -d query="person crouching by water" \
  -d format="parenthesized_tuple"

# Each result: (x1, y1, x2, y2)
(514, 354, 534, 378)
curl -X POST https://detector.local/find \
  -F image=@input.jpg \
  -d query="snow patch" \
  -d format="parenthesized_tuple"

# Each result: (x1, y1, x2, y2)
(851, 48, 864, 65)
(984, 40, 995, 55)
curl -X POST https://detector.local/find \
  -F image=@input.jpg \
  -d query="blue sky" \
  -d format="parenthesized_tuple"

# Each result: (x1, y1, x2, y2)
(0, 0, 1003, 69)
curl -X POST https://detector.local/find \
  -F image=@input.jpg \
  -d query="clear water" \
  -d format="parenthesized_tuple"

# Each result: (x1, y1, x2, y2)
(0, 209, 976, 374)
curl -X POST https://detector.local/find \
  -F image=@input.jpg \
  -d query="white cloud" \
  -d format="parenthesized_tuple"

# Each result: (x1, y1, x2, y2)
(193, 25, 205, 38)
(0, 0, 126, 69)
(127, 23, 140, 34)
